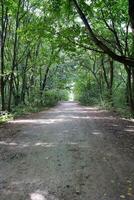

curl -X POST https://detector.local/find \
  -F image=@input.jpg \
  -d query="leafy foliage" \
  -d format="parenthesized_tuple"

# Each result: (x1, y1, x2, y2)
(0, 0, 134, 117)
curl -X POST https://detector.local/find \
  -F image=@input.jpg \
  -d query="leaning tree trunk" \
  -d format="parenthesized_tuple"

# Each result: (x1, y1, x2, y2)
(40, 64, 51, 105)
(101, 56, 114, 106)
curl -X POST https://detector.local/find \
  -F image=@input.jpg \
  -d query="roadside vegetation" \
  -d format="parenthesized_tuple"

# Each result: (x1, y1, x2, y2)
(0, 0, 134, 122)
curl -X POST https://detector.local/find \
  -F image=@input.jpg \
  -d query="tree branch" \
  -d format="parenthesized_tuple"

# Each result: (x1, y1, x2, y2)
(72, 0, 134, 67)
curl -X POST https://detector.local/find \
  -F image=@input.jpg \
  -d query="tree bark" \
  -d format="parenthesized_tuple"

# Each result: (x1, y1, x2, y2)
(0, 1, 8, 110)
(8, 0, 21, 111)
(125, 65, 134, 113)
(21, 52, 29, 104)
(128, 0, 134, 33)
(101, 56, 114, 105)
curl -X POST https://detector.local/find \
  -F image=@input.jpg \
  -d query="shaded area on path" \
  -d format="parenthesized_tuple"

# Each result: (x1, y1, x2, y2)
(0, 102, 134, 200)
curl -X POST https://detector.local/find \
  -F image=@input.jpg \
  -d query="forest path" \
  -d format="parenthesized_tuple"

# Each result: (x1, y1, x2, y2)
(0, 102, 134, 200)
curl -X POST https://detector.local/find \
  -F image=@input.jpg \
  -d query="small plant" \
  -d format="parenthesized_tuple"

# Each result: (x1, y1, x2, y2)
(0, 112, 13, 124)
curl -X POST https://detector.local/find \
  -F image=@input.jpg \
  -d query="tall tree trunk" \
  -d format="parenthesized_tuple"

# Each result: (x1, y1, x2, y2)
(125, 65, 134, 113)
(8, 0, 21, 111)
(131, 68, 134, 114)
(128, 0, 134, 33)
(0, 1, 8, 110)
(40, 64, 51, 104)
(21, 52, 29, 104)
(40, 48, 55, 104)
(109, 58, 114, 106)
(101, 56, 114, 105)
(0, 2, 5, 111)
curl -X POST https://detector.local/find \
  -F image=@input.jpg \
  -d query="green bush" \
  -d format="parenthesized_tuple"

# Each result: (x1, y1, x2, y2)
(74, 81, 100, 105)
(42, 89, 69, 106)
(0, 112, 13, 124)
(43, 89, 59, 106)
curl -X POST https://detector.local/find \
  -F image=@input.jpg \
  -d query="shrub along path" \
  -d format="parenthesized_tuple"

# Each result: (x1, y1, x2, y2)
(0, 102, 134, 200)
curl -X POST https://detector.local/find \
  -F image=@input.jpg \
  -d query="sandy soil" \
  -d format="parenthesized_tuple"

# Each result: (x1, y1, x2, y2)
(0, 102, 134, 200)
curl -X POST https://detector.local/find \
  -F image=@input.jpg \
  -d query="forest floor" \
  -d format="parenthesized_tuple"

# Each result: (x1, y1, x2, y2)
(0, 102, 134, 200)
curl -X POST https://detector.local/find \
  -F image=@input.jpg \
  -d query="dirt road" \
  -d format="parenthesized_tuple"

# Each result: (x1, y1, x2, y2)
(0, 102, 134, 200)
